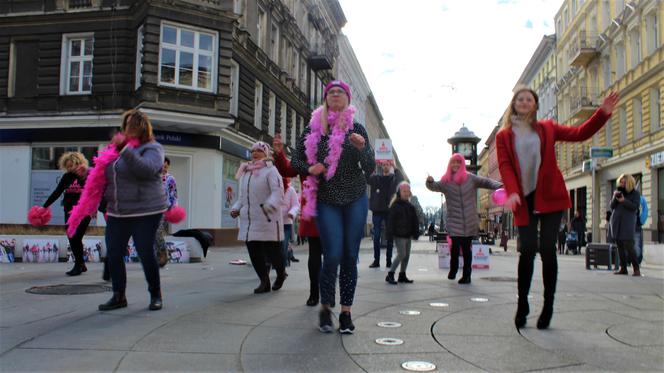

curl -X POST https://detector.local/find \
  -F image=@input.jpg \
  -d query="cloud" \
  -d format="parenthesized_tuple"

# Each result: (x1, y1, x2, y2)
(525, 19, 534, 28)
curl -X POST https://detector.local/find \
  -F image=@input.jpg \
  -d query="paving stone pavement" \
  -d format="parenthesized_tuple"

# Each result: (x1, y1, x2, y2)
(0, 238, 662, 372)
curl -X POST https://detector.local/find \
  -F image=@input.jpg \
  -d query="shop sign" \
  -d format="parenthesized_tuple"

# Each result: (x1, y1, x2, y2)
(651, 151, 664, 168)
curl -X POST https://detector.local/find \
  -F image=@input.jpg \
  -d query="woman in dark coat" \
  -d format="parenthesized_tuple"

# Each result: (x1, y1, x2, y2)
(609, 174, 641, 276)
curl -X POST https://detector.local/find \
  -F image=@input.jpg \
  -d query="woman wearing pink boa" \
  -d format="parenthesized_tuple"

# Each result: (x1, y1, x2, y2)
(292, 80, 375, 334)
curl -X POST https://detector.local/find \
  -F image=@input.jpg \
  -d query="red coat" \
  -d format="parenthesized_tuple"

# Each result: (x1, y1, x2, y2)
(496, 108, 611, 226)
(273, 151, 320, 237)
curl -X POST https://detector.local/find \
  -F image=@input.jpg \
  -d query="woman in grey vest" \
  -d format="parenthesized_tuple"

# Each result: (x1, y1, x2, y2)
(426, 153, 502, 284)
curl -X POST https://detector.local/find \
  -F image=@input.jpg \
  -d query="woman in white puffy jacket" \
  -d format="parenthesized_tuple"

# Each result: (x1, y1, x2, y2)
(281, 178, 300, 266)
(231, 141, 286, 294)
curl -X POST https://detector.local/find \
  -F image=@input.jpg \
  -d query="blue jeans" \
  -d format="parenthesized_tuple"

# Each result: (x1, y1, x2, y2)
(634, 229, 643, 265)
(372, 212, 393, 262)
(105, 214, 162, 295)
(316, 193, 368, 307)
(282, 224, 293, 267)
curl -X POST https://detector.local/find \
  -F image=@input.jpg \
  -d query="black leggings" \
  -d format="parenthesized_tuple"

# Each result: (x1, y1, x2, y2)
(66, 215, 91, 266)
(450, 236, 473, 278)
(517, 192, 562, 305)
(246, 241, 285, 280)
(307, 237, 322, 298)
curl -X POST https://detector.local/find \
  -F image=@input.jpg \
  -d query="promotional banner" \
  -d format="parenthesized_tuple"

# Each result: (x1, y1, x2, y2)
(166, 240, 190, 264)
(221, 178, 239, 228)
(22, 239, 59, 263)
(437, 241, 490, 269)
(374, 139, 393, 160)
(67, 239, 103, 263)
(0, 238, 17, 263)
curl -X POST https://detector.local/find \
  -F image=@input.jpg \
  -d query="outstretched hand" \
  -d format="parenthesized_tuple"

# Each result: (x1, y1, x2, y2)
(272, 133, 284, 155)
(600, 91, 619, 115)
(504, 193, 521, 211)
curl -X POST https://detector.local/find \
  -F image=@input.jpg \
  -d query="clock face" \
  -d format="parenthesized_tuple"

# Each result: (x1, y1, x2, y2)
(459, 143, 474, 157)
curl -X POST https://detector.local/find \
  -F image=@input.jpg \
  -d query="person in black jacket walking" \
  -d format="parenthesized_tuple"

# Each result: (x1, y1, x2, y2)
(42, 152, 90, 276)
(385, 182, 419, 284)
(610, 174, 641, 277)
(367, 161, 403, 268)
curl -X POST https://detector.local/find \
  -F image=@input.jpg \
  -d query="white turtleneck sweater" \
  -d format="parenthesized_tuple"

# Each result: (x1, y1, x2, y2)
(511, 116, 541, 196)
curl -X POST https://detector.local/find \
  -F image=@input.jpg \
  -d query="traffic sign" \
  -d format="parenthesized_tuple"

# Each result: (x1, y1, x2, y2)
(590, 147, 613, 158)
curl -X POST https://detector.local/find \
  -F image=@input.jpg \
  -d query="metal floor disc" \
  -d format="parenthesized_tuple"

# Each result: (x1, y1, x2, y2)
(401, 361, 436, 371)
(470, 297, 489, 302)
(399, 310, 421, 315)
(375, 337, 404, 345)
(429, 302, 449, 308)
(377, 321, 402, 328)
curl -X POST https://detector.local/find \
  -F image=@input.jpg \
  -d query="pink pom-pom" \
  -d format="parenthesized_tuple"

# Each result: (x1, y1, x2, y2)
(28, 206, 52, 226)
(164, 205, 186, 224)
(446, 235, 452, 247)
(491, 188, 507, 205)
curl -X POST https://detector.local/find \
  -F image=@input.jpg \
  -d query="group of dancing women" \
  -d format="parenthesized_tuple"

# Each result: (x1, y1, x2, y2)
(42, 78, 622, 333)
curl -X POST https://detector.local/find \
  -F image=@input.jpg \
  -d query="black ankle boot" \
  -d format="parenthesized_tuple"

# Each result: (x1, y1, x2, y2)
(98, 292, 127, 311)
(66, 262, 86, 276)
(515, 300, 529, 329)
(369, 260, 380, 268)
(149, 291, 163, 311)
(385, 271, 397, 285)
(306, 293, 319, 306)
(386, 258, 392, 268)
(272, 272, 288, 291)
(254, 277, 271, 294)
(398, 272, 413, 283)
(537, 303, 553, 329)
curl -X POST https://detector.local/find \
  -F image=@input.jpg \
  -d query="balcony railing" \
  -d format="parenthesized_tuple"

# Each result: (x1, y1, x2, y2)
(568, 31, 599, 67)
(68, 0, 93, 8)
(570, 86, 599, 121)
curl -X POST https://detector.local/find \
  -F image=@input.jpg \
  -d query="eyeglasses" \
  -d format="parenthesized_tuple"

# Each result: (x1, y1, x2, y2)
(327, 89, 347, 96)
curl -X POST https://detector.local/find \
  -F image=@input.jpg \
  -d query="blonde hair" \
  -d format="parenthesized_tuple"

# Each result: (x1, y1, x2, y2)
(121, 109, 154, 143)
(501, 86, 540, 129)
(389, 181, 411, 207)
(58, 151, 88, 171)
(617, 174, 636, 193)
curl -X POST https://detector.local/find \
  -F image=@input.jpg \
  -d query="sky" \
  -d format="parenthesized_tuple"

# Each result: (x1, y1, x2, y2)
(338, 0, 562, 209)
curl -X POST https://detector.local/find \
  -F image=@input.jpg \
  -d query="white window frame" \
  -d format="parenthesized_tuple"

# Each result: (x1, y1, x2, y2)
(290, 108, 297, 148)
(309, 70, 316, 108)
(292, 49, 299, 84)
(299, 58, 306, 91)
(615, 41, 625, 79)
(254, 80, 263, 130)
(629, 26, 641, 70)
(646, 12, 659, 55)
(234, 0, 246, 26)
(605, 117, 613, 146)
(229, 60, 239, 116)
(270, 22, 280, 62)
(158, 21, 218, 93)
(651, 87, 661, 131)
(280, 100, 287, 136)
(135, 25, 144, 90)
(619, 106, 627, 145)
(268, 91, 276, 136)
(633, 97, 642, 138)
(257, 7, 267, 50)
(60, 33, 94, 95)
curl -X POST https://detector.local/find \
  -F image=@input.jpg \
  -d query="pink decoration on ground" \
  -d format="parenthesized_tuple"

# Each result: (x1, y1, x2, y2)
(28, 206, 52, 226)
(491, 188, 507, 205)
(164, 205, 186, 224)
(66, 138, 140, 237)
(302, 105, 356, 219)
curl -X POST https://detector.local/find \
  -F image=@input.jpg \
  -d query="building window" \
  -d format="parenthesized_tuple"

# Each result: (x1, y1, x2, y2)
(229, 60, 239, 116)
(290, 108, 297, 148)
(234, 0, 246, 27)
(615, 41, 625, 79)
(633, 97, 643, 138)
(159, 22, 217, 92)
(629, 28, 641, 70)
(268, 91, 276, 136)
(299, 58, 306, 91)
(619, 106, 627, 145)
(135, 25, 144, 90)
(270, 22, 279, 62)
(651, 87, 661, 131)
(257, 7, 267, 50)
(8, 39, 39, 98)
(280, 100, 287, 136)
(254, 80, 263, 130)
(602, 56, 611, 90)
(292, 49, 299, 84)
(309, 70, 316, 108)
(605, 117, 613, 146)
(60, 34, 93, 95)
(646, 12, 659, 55)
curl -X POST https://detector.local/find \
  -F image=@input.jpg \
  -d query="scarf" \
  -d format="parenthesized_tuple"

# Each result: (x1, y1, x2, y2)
(235, 159, 268, 180)
(66, 138, 140, 237)
(302, 105, 356, 219)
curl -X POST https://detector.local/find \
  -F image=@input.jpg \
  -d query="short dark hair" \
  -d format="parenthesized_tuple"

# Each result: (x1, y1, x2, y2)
(164, 157, 171, 165)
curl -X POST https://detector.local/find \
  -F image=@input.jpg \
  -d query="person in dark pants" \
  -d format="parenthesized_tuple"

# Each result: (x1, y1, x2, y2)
(497, 87, 618, 330)
(367, 161, 403, 268)
(610, 174, 641, 277)
(571, 210, 586, 253)
(43, 152, 90, 276)
(557, 218, 568, 255)
(99, 109, 169, 312)
(385, 182, 420, 284)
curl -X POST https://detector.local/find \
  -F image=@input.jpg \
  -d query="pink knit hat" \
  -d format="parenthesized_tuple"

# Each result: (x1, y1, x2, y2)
(324, 80, 352, 102)
(251, 141, 271, 157)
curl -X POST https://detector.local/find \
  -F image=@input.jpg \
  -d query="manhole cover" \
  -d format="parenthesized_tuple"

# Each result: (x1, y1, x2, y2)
(402, 361, 436, 371)
(375, 337, 404, 345)
(377, 321, 402, 328)
(400, 310, 421, 315)
(481, 276, 517, 282)
(430, 302, 449, 308)
(26, 284, 111, 295)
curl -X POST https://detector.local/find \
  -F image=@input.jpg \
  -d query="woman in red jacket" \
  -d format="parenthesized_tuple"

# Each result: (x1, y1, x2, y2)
(496, 87, 618, 330)
(273, 133, 323, 307)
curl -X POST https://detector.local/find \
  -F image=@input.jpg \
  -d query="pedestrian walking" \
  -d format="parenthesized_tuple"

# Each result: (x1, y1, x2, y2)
(292, 80, 375, 334)
(231, 141, 287, 294)
(281, 177, 300, 266)
(557, 218, 568, 255)
(426, 153, 502, 284)
(42, 152, 90, 276)
(385, 182, 420, 285)
(500, 230, 509, 252)
(610, 174, 642, 277)
(635, 195, 648, 265)
(155, 157, 178, 267)
(98, 109, 169, 311)
(273, 134, 323, 306)
(571, 210, 586, 252)
(427, 222, 436, 242)
(367, 161, 403, 268)
(496, 87, 618, 329)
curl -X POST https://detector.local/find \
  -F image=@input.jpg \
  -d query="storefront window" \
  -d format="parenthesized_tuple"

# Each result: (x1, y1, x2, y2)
(658, 169, 664, 243)
(222, 157, 241, 228)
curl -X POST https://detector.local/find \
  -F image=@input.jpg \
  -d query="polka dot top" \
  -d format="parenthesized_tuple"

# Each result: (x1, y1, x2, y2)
(292, 122, 375, 206)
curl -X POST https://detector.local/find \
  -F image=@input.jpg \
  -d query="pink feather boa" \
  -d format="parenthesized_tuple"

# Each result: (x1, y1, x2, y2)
(66, 139, 140, 237)
(302, 105, 356, 219)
